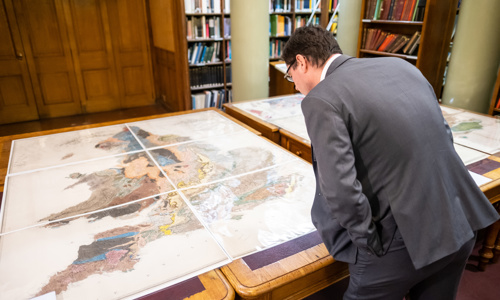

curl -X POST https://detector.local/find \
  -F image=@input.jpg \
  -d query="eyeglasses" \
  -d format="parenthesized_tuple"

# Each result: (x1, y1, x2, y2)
(284, 60, 296, 83)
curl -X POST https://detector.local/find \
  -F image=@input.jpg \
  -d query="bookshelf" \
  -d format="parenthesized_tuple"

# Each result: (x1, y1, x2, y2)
(356, 0, 459, 97)
(487, 67, 500, 116)
(269, 0, 338, 60)
(184, 0, 232, 109)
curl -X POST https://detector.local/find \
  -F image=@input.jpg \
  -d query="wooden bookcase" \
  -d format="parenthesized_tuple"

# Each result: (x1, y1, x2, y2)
(269, 0, 338, 60)
(185, 0, 232, 108)
(148, 0, 340, 112)
(356, 0, 459, 97)
(148, 0, 231, 111)
(487, 66, 500, 116)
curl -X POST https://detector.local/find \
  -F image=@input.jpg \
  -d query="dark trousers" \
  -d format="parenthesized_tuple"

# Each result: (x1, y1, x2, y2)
(344, 230, 476, 300)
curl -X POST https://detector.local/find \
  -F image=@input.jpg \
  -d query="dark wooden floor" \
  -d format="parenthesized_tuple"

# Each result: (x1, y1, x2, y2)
(0, 104, 170, 137)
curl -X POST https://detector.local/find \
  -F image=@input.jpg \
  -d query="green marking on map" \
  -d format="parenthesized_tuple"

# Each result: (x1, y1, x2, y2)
(451, 121, 483, 132)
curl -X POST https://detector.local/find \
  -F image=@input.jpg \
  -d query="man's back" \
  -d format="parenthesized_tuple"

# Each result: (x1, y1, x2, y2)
(304, 55, 499, 269)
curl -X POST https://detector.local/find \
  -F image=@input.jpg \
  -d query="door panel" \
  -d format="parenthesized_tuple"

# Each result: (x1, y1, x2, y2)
(107, 0, 154, 108)
(14, 0, 82, 118)
(0, 0, 38, 124)
(64, 0, 120, 113)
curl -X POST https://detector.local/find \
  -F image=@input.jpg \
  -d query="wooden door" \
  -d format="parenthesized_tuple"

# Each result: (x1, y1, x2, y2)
(62, 0, 121, 113)
(0, 0, 39, 124)
(13, 0, 82, 118)
(106, 0, 154, 108)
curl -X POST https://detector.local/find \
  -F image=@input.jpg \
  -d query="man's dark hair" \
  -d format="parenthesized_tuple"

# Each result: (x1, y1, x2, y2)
(282, 25, 342, 68)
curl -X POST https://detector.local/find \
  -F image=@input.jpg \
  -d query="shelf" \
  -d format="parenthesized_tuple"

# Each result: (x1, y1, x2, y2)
(189, 62, 224, 67)
(187, 38, 225, 42)
(269, 35, 291, 39)
(359, 49, 418, 60)
(186, 12, 224, 16)
(295, 11, 321, 14)
(362, 19, 423, 26)
(191, 84, 225, 91)
(270, 11, 293, 15)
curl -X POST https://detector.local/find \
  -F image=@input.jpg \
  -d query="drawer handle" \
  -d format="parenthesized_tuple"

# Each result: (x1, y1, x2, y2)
(296, 150, 302, 156)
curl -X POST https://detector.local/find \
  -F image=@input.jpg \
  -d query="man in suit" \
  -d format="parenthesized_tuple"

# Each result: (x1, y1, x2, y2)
(281, 26, 499, 299)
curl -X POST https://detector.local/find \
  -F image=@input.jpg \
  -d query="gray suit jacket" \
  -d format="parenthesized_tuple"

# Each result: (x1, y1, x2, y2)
(302, 55, 499, 269)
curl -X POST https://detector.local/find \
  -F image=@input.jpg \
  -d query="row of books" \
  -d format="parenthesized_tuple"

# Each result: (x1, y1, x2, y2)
(269, 0, 338, 13)
(296, 0, 320, 12)
(191, 89, 229, 110)
(187, 16, 231, 40)
(188, 42, 222, 65)
(328, 0, 339, 11)
(269, 0, 292, 13)
(365, 0, 426, 22)
(189, 65, 231, 89)
(362, 29, 421, 55)
(184, 0, 230, 14)
(270, 39, 286, 59)
(270, 15, 292, 37)
(295, 15, 320, 28)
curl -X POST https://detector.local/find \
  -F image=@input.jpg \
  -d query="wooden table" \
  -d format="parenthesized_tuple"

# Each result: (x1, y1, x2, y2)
(223, 103, 281, 144)
(0, 108, 252, 299)
(221, 231, 349, 300)
(269, 61, 296, 97)
(225, 98, 500, 272)
(0, 108, 349, 299)
(466, 155, 500, 270)
(224, 95, 309, 161)
(137, 269, 234, 300)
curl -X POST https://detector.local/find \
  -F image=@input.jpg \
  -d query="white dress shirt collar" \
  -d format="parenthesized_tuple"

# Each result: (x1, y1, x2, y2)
(320, 54, 341, 81)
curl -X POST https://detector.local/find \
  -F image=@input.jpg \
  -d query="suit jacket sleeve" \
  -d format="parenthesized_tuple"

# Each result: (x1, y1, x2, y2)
(302, 96, 383, 255)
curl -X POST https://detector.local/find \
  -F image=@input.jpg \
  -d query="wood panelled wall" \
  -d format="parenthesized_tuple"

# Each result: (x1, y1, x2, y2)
(149, 0, 190, 112)
(0, 0, 155, 125)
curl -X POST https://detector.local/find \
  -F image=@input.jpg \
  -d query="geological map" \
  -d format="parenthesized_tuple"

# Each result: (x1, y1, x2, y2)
(442, 110, 500, 154)
(0, 110, 316, 299)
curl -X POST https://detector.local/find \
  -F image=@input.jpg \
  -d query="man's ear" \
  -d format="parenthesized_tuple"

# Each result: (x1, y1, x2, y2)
(295, 54, 308, 73)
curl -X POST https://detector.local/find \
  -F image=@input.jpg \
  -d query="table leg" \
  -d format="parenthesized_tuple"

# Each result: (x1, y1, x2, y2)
(478, 204, 500, 271)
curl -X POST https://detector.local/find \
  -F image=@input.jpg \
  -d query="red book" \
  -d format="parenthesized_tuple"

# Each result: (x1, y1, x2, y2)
(392, 0, 406, 20)
(377, 34, 396, 52)
(379, 0, 393, 20)
(406, 0, 418, 21)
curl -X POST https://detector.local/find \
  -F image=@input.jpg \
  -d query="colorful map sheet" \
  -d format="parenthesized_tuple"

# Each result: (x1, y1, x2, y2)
(443, 110, 500, 154)
(0, 110, 316, 299)
(234, 98, 500, 166)
(232, 94, 304, 122)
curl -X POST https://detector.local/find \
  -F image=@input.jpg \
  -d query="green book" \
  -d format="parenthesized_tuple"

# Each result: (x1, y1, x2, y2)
(270, 15, 278, 37)
(373, 0, 383, 20)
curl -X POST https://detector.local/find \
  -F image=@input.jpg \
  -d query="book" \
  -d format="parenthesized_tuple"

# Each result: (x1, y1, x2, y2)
(223, 18, 231, 38)
(403, 30, 420, 53)
(373, 0, 383, 20)
(367, 29, 381, 50)
(385, 34, 403, 52)
(379, 0, 392, 20)
(387, 0, 396, 20)
(408, 33, 420, 55)
(392, 0, 406, 20)
(373, 31, 388, 50)
(414, 0, 426, 21)
(377, 34, 396, 52)
(390, 36, 410, 53)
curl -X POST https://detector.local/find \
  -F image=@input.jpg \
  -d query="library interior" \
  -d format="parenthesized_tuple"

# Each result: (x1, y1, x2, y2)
(0, 0, 499, 299)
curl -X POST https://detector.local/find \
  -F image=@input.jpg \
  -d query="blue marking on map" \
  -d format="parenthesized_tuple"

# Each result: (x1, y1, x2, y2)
(97, 232, 139, 242)
(73, 249, 125, 265)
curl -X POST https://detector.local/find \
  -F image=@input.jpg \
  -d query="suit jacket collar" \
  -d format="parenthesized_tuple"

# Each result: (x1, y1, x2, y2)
(325, 55, 353, 77)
